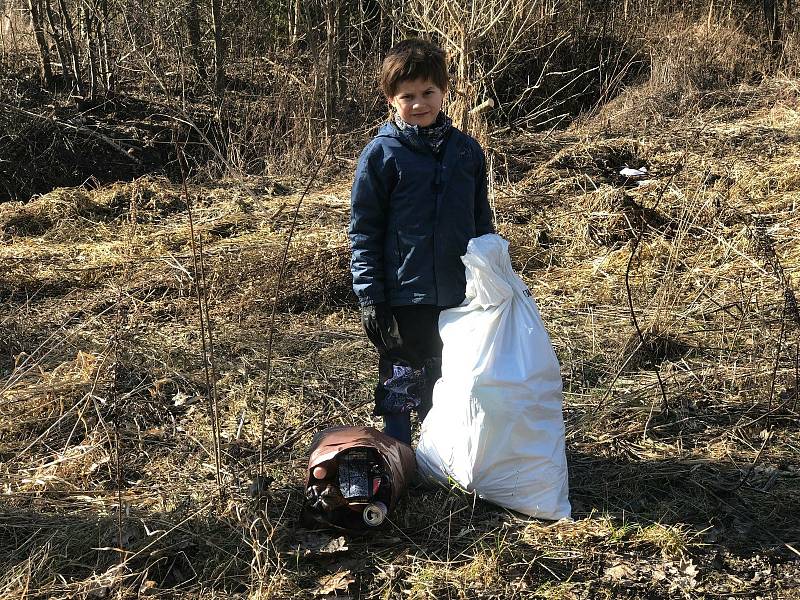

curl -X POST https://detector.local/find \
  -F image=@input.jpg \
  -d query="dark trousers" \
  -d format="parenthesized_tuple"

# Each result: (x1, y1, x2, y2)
(377, 305, 443, 444)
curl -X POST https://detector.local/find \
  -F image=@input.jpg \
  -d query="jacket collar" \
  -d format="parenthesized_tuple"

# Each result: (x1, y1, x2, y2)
(376, 120, 469, 205)
(377, 118, 452, 155)
(394, 112, 452, 155)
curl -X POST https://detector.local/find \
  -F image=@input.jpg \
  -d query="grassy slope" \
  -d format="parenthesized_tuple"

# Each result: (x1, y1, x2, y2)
(1, 77, 799, 599)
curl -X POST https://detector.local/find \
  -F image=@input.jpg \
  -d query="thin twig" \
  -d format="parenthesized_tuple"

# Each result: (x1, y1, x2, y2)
(794, 340, 799, 413)
(767, 295, 788, 430)
(174, 136, 223, 500)
(112, 293, 124, 559)
(257, 136, 336, 474)
(261, 410, 325, 462)
(589, 124, 700, 418)
(197, 231, 224, 493)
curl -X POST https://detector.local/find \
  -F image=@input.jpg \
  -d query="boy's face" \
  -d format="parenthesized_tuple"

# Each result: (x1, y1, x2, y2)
(388, 78, 445, 128)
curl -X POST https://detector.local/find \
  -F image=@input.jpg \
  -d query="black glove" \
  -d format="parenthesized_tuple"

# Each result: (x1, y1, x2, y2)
(361, 303, 402, 358)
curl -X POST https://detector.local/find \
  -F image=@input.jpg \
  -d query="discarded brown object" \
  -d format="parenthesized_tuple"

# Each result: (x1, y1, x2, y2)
(302, 426, 416, 530)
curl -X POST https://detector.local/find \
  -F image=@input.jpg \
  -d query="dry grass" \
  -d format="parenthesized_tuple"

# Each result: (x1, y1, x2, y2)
(2, 75, 800, 599)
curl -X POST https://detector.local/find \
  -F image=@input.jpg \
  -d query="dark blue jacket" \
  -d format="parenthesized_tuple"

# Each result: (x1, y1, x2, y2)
(349, 121, 495, 308)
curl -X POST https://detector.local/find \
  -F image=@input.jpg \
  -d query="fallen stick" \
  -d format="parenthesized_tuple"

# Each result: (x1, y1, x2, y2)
(0, 101, 142, 165)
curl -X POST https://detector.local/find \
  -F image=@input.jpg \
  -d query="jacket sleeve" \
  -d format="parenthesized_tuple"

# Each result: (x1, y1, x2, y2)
(349, 141, 392, 307)
(474, 143, 495, 236)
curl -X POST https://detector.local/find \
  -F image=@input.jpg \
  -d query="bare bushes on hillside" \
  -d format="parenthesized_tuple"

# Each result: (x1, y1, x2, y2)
(0, 0, 798, 193)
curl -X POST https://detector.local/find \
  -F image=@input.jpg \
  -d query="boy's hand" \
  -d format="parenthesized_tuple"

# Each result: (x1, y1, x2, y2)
(361, 303, 402, 358)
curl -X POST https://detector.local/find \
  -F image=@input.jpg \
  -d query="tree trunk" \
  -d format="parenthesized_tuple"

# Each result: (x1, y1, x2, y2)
(81, 1, 99, 98)
(210, 0, 224, 94)
(26, 0, 53, 87)
(98, 0, 112, 92)
(763, 0, 782, 57)
(337, 0, 347, 100)
(56, 0, 85, 97)
(455, 25, 472, 133)
(186, 0, 205, 78)
(782, 0, 792, 39)
(288, 0, 300, 46)
(44, 0, 72, 83)
(323, 0, 339, 135)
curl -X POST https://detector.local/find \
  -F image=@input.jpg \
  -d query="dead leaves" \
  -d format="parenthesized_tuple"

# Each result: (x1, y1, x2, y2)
(314, 570, 355, 596)
(293, 531, 349, 556)
(604, 562, 636, 581)
(287, 531, 356, 597)
(605, 555, 700, 595)
(657, 556, 700, 594)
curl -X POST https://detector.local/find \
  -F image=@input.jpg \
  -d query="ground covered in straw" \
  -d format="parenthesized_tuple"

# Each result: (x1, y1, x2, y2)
(2, 76, 800, 599)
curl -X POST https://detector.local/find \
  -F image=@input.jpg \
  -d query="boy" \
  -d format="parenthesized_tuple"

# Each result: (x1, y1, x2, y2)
(349, 39, 494, 444)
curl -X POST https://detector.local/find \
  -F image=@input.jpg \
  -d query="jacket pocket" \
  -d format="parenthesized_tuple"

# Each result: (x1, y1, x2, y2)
(396, 231, 433, 290)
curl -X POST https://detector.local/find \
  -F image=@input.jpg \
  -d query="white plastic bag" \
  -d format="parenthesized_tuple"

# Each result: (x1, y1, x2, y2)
(416, 234, 570, 520)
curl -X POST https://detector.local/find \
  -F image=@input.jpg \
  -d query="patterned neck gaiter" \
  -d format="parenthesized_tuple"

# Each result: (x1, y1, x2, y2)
(393, 111, 453, 155)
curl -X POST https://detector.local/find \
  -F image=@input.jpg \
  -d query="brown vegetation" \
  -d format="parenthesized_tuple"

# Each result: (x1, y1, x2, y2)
(1, 2, 800, 599)
(1, 1, 798, 199)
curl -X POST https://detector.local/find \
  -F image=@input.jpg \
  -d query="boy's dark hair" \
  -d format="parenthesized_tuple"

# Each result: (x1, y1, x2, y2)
(379, 39, 448, 98)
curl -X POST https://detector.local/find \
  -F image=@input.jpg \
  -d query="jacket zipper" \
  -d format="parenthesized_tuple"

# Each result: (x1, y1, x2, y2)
(400, 126, 452, 306)
(432, 146, 446, 305)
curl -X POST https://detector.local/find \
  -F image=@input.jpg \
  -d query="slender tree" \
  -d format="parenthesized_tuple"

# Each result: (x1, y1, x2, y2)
(44, 0, 72, 85)
(98, 0, 111, 92)
(211, 0, 224, 94)
(288, 0, 301, 46)
(56, 0, 85, 96)
(26, 0, 53, 87)
(185, 0, 206, 79)
(323, 0, 340, 133)
(763, 0, 784, 58)
(81, 0, 100, 98)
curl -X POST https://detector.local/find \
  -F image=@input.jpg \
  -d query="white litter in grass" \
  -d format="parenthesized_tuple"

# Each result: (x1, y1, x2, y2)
(619, 166, 648, 177)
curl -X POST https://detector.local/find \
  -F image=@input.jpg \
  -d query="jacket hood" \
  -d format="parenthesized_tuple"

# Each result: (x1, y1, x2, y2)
(377, 121, 400, 138)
